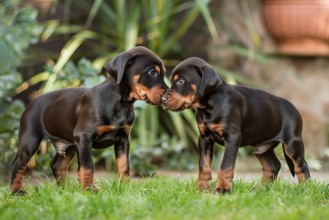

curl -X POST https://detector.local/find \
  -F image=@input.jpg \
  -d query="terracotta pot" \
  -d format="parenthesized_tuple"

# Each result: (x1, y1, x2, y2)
(262, 0, 329, 55)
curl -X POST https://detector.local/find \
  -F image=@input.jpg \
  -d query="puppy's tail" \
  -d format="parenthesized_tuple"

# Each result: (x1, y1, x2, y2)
(282, 145, 295, 177)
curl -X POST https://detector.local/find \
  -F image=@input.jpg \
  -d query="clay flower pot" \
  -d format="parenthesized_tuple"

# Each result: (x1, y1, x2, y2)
(262, 0, 329, 56)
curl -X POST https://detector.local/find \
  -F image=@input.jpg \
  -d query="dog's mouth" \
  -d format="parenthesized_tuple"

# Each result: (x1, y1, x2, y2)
(162, 104, 186, 112)
(142, 95, 150, 103)
(162, 98, 189, 111)
(136, 91, 164, 106)
(144, 88, 167, 105)
(162, 92, 201, 111)
(150, 92, 163, 105)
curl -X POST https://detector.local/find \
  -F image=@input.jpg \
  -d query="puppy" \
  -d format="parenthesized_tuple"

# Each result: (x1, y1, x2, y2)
(162, 57, 310, 193)
(10, 46, 168, 194)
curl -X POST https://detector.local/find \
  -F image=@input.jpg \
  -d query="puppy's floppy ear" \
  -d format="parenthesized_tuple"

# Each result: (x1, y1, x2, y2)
(160, 63, 166, 76)
(103, 52, 134, 84)
(198, 65, 223, 96)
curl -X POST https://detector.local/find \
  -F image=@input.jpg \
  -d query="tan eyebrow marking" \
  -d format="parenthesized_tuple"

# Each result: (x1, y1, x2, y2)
(191, 84, 197, 92)
(155, 65, 160, 73)
(197, 123, 206, 134)
(173, 74, 179, 81)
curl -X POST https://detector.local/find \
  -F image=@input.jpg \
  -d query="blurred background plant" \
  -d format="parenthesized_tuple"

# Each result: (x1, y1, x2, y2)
(0, 0, 42, 173)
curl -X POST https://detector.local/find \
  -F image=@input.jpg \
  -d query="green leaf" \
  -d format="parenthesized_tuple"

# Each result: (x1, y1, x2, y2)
(85, 0, 104, 28)
(43, 30, 98, 92)
(197, 0, 219, 40)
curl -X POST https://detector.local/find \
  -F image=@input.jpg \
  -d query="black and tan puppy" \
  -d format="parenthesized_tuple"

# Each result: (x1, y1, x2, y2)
(162, 57, 310, 193)
(10, 46, 167, 194)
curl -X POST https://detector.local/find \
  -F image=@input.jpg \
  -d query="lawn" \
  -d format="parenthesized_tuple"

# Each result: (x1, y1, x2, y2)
(0, 177, 328, 220)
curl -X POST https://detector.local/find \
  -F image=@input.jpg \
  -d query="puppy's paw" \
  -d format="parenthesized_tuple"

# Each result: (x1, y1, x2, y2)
(214, 179, 232, 195)
(84, 187, 99, 193)
(214, 187, 231, 195)
(119, 175, 130, 183)
(197, 180, 211, 192)
(11, 189, 27, 196)
(82, 183, 98, 193)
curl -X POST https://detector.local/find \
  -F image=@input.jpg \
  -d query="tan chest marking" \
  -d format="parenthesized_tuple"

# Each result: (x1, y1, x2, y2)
(97, 125, 132, 136)
(197, 123, 207, 134)
(123, 125, 132, 134)
(208, 123, 225, 136)
(97, 125, 117, 136)
(198, 123, 225, 136)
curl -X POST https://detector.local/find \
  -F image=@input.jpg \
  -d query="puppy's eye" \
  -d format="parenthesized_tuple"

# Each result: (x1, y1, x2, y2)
(148, 68, 157, 76)
(176, 79, 185, 85)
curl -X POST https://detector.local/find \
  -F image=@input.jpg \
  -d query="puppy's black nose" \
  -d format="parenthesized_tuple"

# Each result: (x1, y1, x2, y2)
(161, 96, 167, 104)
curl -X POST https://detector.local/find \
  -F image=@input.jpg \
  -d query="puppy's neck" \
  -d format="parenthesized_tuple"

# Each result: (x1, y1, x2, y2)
(197, 86, 226, 111)
(97, 78, 135, 104)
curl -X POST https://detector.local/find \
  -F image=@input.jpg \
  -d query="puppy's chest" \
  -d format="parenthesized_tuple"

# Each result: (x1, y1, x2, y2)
(198, 117, 226, 143)
(199, 122, 224, 135)
(96, 107, 134, 137)
(96, 124, 131, 137)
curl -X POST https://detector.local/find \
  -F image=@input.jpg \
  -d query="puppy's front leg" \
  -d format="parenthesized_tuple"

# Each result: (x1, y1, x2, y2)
(75, 135, 96, 190)
(114, 136, 130, 179)
(215, 133, 241, 194)
(197, 135, 214, 191)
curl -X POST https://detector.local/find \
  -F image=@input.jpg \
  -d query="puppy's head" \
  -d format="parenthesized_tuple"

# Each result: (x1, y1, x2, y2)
(103, 46, 168, 105)
(162, 57, 223, 111)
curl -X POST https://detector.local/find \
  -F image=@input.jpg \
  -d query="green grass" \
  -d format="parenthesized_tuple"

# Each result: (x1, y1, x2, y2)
(0, 177, 328, 220)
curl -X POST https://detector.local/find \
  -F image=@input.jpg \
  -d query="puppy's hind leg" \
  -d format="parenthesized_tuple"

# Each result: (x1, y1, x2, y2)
(254, 143, 281, 182)
(283, 138, 310, 182)
(10, 132, 43, 195)
(50, 145, 77, 186)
